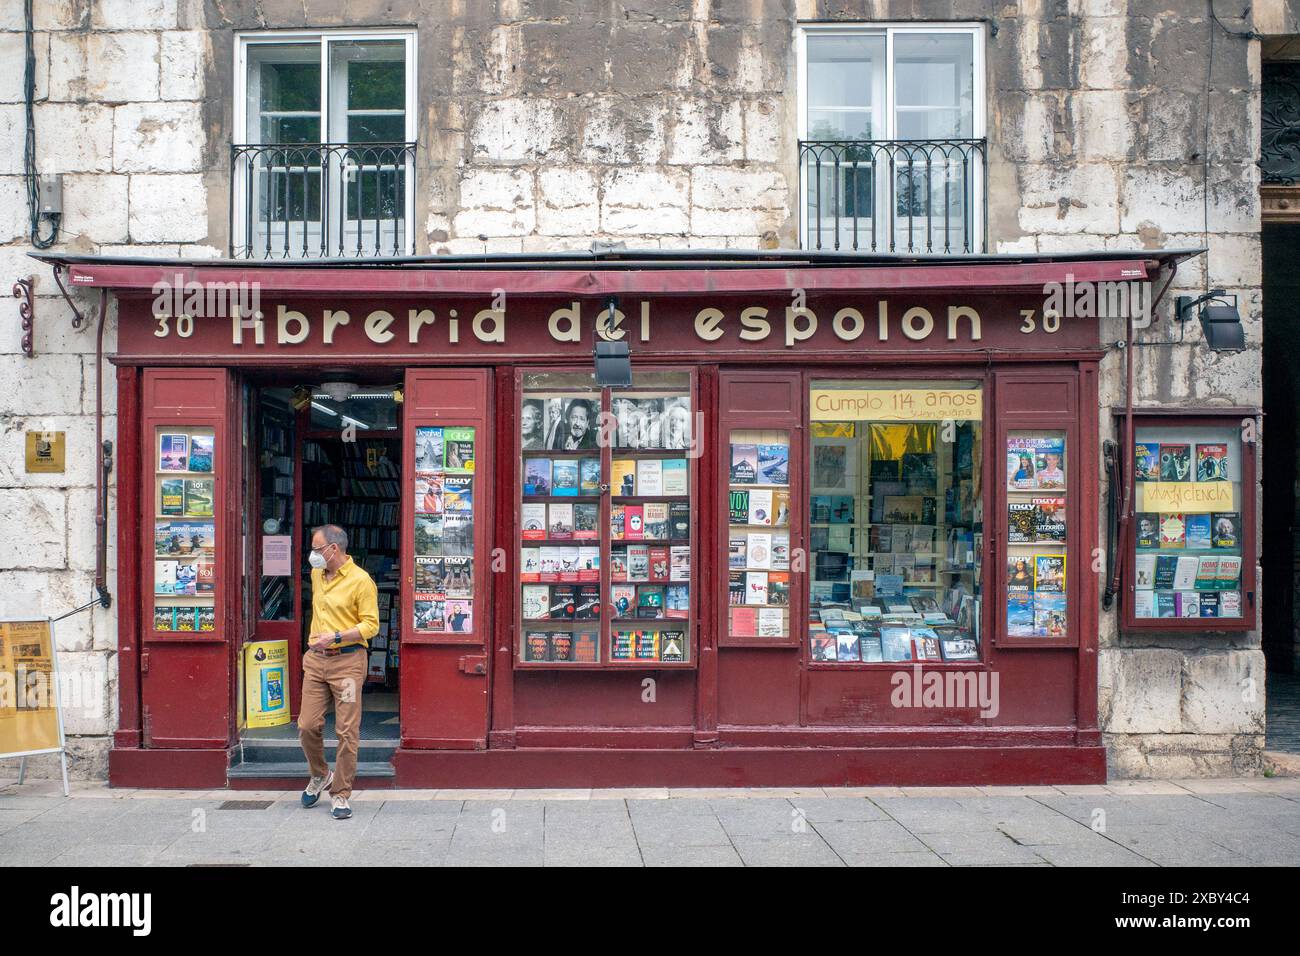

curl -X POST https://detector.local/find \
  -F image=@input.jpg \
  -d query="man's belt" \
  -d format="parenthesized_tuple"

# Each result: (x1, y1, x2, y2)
(312, 643, 364, 657)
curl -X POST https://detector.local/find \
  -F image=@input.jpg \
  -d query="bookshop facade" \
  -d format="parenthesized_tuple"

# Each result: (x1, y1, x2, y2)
(56, 249, 1229, 788)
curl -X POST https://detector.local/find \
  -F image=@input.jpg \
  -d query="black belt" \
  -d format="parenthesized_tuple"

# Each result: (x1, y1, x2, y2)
(312, 644, 364, 657)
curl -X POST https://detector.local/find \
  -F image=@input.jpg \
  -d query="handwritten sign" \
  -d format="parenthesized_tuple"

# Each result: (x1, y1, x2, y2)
(1137, 481, 1234, 514)
(810, 388, 982, 422)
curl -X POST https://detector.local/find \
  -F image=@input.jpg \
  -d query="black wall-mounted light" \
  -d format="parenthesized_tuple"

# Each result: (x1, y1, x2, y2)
(1176, 289, 1246, 352)
(594, 295, 632, 386)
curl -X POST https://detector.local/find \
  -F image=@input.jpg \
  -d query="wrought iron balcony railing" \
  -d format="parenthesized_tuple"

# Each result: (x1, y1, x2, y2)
(799, 138, 987, 255)
(230, 141, 416, 259)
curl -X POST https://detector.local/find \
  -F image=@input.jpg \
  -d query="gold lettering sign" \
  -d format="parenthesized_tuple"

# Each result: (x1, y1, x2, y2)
(24, 432, 65, 473)
(1137, 481, 1234, 514)
(810, 388, 983, 422)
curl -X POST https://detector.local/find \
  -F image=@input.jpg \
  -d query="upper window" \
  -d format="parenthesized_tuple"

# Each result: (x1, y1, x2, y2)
(233, 32, 417, 259)
(797, 24, 985, 254)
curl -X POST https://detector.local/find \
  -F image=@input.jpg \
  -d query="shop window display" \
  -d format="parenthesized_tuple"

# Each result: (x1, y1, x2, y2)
(153, 426, 218, 634)
(806, 381, 983, 663)
(411, 425, 477, 636)
(1130, 423, 1248, 622)
(1005, 430, 1069, 639)
(519, 371, 694, 666)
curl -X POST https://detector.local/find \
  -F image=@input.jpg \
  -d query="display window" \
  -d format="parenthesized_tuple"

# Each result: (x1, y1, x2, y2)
(727, 428, 792, 641)
(517, 369, 695, 667)
(411, 424, 477, 637)
(1123, 415, 1256, 630)
(1004, 429, 1069, 641)
(152, 426, 218, 634)
(806, 380, 984, 663)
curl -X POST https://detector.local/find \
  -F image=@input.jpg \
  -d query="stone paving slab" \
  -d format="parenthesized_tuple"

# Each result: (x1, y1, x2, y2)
(1, 777, 1297, 867)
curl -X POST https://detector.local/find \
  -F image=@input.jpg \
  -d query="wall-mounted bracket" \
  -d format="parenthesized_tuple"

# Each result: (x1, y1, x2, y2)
(11, 278, 33, 357)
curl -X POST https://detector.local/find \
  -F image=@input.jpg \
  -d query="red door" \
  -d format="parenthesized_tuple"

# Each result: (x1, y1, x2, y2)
(399, 369, 493, 748)
(139, 369, 235, 749)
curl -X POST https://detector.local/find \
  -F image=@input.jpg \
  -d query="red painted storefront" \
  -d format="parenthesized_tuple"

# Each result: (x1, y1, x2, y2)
(45, 250, 1191, 789)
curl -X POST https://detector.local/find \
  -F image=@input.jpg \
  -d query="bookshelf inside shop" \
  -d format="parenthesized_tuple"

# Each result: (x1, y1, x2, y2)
(257, 391, 295, 622)
(153, 426, 218, 634)
(301, 436, 402, 686)
(518, 370, 695, 668)
(806, 391, 983, 664)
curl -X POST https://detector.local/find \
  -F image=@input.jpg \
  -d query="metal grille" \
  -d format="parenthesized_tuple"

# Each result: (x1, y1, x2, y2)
(216, 799, 275, 810)
(799, 138, 987, 255)
(230, 141, 416, 259)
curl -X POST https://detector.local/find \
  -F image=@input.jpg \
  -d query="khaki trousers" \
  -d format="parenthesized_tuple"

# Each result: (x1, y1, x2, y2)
(298, 649, 367, 799)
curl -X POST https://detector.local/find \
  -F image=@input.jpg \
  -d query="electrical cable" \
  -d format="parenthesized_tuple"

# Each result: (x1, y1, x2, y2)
(24, 0, 58, 248)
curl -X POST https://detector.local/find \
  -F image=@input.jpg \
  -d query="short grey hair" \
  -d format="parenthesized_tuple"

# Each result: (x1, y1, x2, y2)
(313, 524, 348, 551)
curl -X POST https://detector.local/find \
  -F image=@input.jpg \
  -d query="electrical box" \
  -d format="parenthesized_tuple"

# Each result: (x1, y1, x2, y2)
(38, 174, 62, 216)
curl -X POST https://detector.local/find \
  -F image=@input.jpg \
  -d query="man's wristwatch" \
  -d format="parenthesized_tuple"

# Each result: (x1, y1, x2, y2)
(333, 631, 342, 645)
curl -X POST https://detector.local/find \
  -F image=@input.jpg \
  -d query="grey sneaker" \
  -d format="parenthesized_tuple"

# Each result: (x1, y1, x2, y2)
(331, 795, 352, 820)
(301, 770, 333, 808)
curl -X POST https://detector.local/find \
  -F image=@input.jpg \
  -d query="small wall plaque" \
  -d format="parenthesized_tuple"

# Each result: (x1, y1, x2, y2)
(25, 431, 66, 473)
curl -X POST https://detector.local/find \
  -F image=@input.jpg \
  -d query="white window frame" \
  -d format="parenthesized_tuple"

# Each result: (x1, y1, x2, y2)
(795, 22, 986, 253)
(233, 28, 418, 258)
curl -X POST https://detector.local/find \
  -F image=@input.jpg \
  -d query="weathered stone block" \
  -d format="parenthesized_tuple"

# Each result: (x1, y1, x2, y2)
(49, 32, 160, 103)
(1181, 649, 1267, 735)
(537, 167, 600, 235)
(453, 167, 536, 237)
(33, 103, 115, 174)
(580, 97, 667, 165)
(55, 651, 113, 737)
(92, 0, 179, 30)
(469, 98, 567, 163)
(127, 173, 209, 242)
(1018, 163, 1120, 234)
(1099, 646, 1184, 734)
(59, 174, 131, 244)
(113, 102, 204, 173)
(667, 99, 744, 165)
(160, 31, 205, 101)
(0, 486, 67, 570)
(0, 30, 48, 104)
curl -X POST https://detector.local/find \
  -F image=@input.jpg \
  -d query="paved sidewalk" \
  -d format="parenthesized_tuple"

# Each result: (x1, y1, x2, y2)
(2, 776, 1299, 867)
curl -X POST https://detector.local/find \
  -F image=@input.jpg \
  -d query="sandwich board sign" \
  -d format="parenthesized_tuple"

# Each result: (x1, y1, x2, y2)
(0, 618, 69, 795)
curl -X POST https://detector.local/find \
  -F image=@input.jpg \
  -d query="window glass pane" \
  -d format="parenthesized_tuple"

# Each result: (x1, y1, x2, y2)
(808, 381, 983, 663)
(347, 114, 406, 143)
(893, 33, 974, 138)
(1132, 426, 1243, 619)
(348, 56, 406, 110)
(258, 389, 295, 621)
(260, 115, 321, 145)
(248, 43, 320, 143)
(807, 34, 884, 139)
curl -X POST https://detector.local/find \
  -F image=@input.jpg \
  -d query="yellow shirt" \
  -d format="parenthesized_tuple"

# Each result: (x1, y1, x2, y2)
(309, 557, 380, 646)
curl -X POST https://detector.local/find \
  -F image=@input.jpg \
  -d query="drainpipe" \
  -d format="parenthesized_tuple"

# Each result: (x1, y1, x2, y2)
(94, 287, 111, 609)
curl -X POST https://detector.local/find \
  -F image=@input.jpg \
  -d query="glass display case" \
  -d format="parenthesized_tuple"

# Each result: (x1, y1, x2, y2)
(1004, 429, 1068, 640)
(518, 369, 695, 667)
(1124, 415, 1256, 630)
(152, 426, 218, 634)
(726, 429, 792, 641)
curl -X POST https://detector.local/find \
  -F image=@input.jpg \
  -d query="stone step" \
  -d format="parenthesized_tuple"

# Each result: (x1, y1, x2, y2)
(228, 760, 395, 780)
(236, 737, 398, 764)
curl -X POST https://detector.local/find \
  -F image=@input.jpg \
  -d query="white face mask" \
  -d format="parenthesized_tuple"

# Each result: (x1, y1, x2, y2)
(308, 548, 328, 569)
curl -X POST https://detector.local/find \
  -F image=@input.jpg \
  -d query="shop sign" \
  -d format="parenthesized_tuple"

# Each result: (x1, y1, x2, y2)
(1136, 481, 1234, 513)
(24, 431, 65, 473)
(810, 387, 983, 422)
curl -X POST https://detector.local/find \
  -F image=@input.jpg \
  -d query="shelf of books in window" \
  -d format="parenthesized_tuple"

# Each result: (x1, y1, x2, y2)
(153, 426, 218, 637)
(1124, 426, 1251, 631)
(1000, 431, 1073, 647)
(725, 430, 797, 647)
(409, 425, 478, 650)
(806, 414, 984, 664)
(516, 383, 695, 668)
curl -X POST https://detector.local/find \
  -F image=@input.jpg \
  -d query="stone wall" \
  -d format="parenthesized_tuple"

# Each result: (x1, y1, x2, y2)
(0, 0, 1283, 778)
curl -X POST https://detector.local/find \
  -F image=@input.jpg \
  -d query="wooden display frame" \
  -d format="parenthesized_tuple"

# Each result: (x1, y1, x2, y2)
(1119, 410, 1259, 633)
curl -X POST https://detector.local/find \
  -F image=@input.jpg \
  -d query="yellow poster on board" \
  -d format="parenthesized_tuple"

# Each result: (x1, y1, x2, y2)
(244, 641, 290, 729)
(0, 619, 63, 757)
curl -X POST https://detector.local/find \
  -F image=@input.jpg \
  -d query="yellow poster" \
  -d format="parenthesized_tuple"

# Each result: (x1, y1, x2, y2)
(244, 641, 290, 729)
(1137, 481, 1234, 514)
(810, 388, 982, 422)
(0, 619, 63, 757)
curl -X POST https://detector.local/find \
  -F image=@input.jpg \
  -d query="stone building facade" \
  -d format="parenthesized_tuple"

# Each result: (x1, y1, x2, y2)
(1, 0, 1293, 779)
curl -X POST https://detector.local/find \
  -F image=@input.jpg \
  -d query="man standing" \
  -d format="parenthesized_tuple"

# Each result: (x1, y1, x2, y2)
(299, 524, 379, 820)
